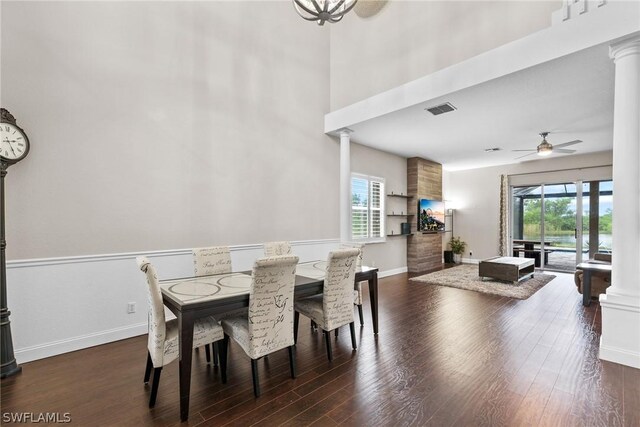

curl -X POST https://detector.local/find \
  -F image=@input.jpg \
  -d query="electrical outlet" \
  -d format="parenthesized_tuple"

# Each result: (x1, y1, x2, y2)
(127, 302, 136, 314)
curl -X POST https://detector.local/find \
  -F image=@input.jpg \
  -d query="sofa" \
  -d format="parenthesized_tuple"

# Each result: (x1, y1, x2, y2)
(574, 253, 612, 299)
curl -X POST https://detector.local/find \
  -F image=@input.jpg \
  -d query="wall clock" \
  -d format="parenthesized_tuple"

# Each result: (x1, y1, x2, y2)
(1, 109, 30, 164)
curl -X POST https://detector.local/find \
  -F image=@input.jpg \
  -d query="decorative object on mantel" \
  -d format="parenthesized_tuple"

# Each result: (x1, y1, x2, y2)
(293, 0, 358, 25)
(1, 108, 30, 379)
(410, 265, 556, 300)
(449, 236, 466, 264)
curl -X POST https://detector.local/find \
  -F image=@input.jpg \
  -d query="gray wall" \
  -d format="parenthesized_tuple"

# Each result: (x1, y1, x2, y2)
(330, 0, 562, 109)
(350, 142, 407, 271)
(2, 1, 339, 260)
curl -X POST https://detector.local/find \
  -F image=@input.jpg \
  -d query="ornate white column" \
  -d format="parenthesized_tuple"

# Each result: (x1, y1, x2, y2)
(600, 36, 640, 369)
(339, 129, 352, 243)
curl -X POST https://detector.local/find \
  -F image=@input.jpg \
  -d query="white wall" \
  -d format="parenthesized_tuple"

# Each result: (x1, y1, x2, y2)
(444, 151, 613, 261)
(329, 0, 561, 109)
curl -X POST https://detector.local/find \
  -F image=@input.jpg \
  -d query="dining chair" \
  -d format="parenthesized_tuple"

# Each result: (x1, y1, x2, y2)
(193, 246, 232, 276)
(263, 241, 292, 257)
(136, 257, 224, 408)
(193, 246, 233, 364)
(340, 242, 365, 326)
(219, 254, 299, 397)
(294, 248, 360, 362)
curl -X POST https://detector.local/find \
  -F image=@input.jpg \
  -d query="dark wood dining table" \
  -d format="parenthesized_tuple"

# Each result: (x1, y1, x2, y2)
(159, 260, 379, 421)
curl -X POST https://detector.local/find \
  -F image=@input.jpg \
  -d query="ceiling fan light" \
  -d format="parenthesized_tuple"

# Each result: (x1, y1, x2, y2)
(537, 146, 553, 156)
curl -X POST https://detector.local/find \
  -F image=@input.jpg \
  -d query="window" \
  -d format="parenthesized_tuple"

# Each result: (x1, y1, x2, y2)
(351, 174, 385, 242)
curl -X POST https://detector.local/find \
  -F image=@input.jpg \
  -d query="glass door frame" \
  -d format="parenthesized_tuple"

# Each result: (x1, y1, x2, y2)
(509, 181, 585, 273)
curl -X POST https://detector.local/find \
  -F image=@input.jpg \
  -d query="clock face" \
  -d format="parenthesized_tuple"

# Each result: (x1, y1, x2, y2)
(1, 122, 30, 163)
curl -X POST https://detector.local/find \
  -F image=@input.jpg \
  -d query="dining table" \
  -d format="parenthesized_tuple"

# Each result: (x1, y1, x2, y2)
(159, 260, 379, 421)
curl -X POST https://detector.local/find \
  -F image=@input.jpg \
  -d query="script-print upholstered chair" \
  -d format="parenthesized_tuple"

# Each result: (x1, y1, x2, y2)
(219, 255, 299, 397)
(136, 256, 224, 408)
(263, 241, 292, 257)
(340, 242, 365, 326)
(193, 246, 233, 364)
(294, 248, 360, 362)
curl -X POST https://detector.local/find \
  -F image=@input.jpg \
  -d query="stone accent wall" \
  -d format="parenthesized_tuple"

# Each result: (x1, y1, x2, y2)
(407, 157, 443, 273)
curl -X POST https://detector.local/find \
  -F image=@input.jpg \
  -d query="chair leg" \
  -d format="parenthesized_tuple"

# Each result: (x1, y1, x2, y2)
(288, 345, 297, 379)
(149, 367, 162, 408)
(144, 352, 152, 383)
(357, 304, 364, 326)
(324, 330, 333, 362)
(205, 344, 211, 363)
(294, 311, 300, 344)
(350, 322, 357, 350)
(251, 359, 261, 397)
(221, 335, 229, 384)
(213, 342, 219, 367)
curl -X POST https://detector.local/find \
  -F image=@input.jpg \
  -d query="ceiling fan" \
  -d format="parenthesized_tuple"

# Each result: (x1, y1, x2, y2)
(513, 132, 582, 160)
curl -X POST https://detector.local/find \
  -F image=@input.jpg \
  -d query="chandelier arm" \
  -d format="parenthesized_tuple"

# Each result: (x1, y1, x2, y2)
(328, 0, 347, 14)
(311, 0, 324, 13)
(329, 0, 358, 16)
(300, 14, 321, 21)
(293, 0, 321, 16)
(327, 6, 357, 20)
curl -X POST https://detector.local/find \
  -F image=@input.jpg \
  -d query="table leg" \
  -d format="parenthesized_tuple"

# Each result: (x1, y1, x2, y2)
(583, 270, 592, 307)
(368, 273, 379, 334)
(178, 312, 195, 421)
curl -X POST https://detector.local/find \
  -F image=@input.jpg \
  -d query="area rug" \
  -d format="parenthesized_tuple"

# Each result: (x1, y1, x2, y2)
(410, 264, 556, 300)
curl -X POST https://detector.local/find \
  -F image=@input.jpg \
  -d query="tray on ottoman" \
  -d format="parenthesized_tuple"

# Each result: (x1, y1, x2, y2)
(479, 256, 535, 284)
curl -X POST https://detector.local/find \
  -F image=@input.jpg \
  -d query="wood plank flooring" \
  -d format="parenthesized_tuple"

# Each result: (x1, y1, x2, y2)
(2, 267, 638, 426)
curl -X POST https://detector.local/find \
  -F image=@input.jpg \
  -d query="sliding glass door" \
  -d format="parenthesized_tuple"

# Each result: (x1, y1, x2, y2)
(511, 180, 612, 272)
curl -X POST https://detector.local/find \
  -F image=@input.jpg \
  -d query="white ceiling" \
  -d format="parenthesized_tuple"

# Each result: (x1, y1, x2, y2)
(347, 43, 615, 171)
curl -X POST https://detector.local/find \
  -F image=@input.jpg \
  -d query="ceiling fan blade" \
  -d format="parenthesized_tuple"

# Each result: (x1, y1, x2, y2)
(553, 139, 582, 149)
(554, 149, 576, 154)
(512, 149, 536, 152)
(515, 152, 536, 160)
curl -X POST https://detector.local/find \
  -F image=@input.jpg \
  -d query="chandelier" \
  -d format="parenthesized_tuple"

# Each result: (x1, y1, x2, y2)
(293, 0, 358, 25)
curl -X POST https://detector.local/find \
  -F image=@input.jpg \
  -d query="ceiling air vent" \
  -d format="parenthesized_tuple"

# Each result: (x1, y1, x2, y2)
(425, 102, 456, 116)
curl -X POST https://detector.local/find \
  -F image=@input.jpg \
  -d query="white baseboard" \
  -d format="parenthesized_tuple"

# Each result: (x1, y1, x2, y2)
(599, 339, 640, 369)
(15, 323, 148, 364)
(379, 266, 408, 278)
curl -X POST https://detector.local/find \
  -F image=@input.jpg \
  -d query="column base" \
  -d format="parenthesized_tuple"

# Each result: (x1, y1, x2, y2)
(599, 292, 640, 369)
(0, 361, 22, 379)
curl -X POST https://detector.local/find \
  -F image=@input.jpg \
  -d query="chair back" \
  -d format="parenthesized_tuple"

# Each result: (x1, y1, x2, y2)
(263, 241, 292, 257)
(247, 255, 299, 358)
(322, 248, 360, 330)
(193, 246, 232, 276)
(136, 256, 166, 366)
(340, 242, 363, 269)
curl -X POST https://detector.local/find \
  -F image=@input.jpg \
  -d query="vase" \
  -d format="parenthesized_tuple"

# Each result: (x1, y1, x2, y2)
(453, 253, 462, 264)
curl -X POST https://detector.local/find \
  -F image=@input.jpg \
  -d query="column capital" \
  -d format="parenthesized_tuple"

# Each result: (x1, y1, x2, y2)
(338, 128, 354, 138)
(609, 36, 640, 62)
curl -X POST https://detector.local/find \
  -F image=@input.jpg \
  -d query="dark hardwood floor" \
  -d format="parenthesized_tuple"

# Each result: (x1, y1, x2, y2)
(2, 267, 638, 426)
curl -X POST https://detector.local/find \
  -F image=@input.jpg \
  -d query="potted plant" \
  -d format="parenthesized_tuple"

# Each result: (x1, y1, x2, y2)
(449, 236, 467, 264)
